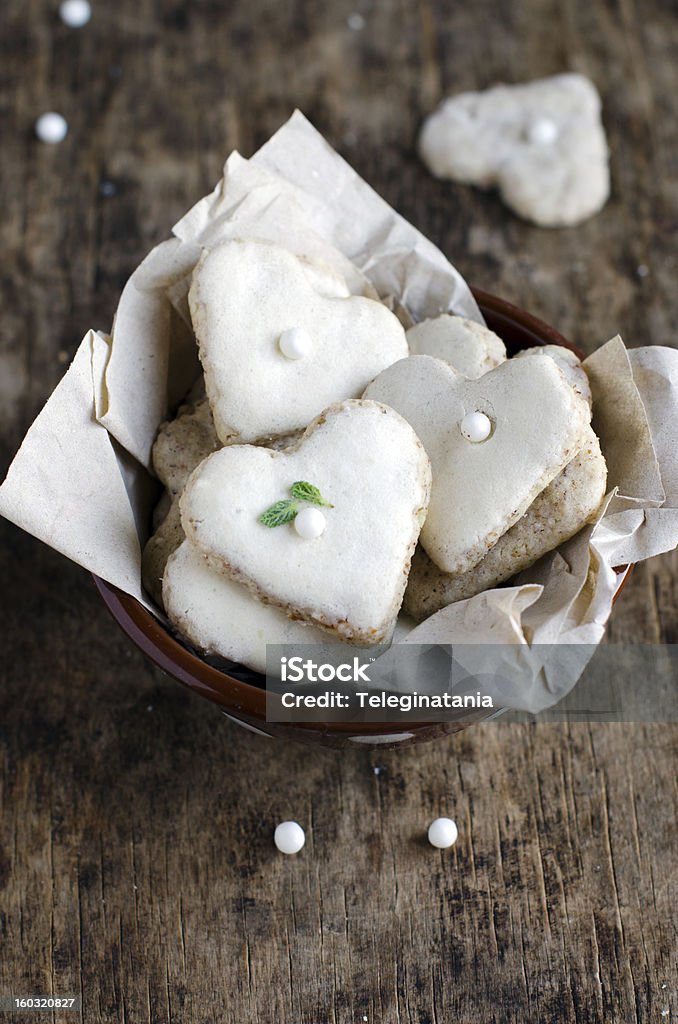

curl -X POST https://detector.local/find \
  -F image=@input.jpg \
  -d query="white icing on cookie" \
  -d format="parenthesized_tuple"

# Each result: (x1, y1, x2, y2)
(515, 344, 592, 410)
(407, 314, 506, 378)
(163, 540, 337, 673)
(180, 400, 431, 645)
(364, 354, 590, 574)
(404, 426, 607, 618)
(189, 239, 408, 443)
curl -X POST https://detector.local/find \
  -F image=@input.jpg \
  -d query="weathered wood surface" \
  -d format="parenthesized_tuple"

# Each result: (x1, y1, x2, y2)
(1, 0, 677, 1021)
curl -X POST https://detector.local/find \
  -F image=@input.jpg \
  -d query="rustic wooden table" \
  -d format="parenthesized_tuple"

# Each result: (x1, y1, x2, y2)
(1, 1, 677, 1021)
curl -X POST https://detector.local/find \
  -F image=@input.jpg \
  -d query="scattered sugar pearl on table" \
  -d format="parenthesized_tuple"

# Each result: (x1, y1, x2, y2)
(347, 12, 365, 30)
(294, 507, 326, 540)
(35, 111, 68, 144)
(279, 326, 312, 359)
(526, 117, 559, 144)
(59, 0, 92, 27)
(460, 411, 492, 443)
(274, 821, 305, 855)
(427, 817, 458, 849)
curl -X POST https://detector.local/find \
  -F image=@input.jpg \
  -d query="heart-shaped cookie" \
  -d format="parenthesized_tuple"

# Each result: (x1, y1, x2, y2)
(407, 314, 506, 378)
(164, 542, 412, 674)
(189, 239, 409, 443)
(180, 400, 431, 645)
(403, 425, 607, 619)
(419, 73, 609, 227)
(152, 396, 221, 498)
(515, 344, 592, 410)
(164, 540, 341, 673)
(364, 354, 590, 574)
(152, 394, 303, 499)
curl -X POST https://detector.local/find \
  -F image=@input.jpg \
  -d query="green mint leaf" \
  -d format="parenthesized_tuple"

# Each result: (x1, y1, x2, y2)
(289, 481, 333, 507)
(259, 499, 299, 528)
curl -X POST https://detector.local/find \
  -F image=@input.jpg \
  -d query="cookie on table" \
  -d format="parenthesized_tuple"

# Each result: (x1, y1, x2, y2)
(180, 400, 431, 645)
(403, 426, 607, 619)
(163, 540, 343, 673)
(419, 73, 609, 227)
(407, 314, 506, 378)
(188, 239, 409, 444)
(515, 344, 592, 410)
(364, 353, 591, 575)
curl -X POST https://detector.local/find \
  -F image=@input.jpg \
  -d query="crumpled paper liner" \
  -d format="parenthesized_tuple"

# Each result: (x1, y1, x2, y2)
(1, 111, 677, 714)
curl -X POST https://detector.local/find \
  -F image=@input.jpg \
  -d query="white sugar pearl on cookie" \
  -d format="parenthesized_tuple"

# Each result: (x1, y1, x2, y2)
(59, 0, 92, 26)
(279, 326, 312, 360)
(294, 507, 326, 539)
(460, 411, 492, 443)
(526, 117, 558, 144)
(274, 821, 305, 854)
(428, 818, 458, 849)
(35, 112, 68, 144)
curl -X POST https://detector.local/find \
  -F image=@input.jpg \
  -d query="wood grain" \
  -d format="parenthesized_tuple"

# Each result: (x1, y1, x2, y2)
(1, 0, 676, 1021)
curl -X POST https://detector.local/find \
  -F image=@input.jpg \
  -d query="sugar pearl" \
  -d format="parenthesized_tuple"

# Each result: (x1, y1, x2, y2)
(460, 411, 492, 443)
(59, 0, 92, 26)
(294, 507, 326, 540)
(35, 112, 69, 144)
(279, 326, 312, 360)
(526, 117, 559, 144)
(427, 817, 458, 849)
(274, 821, 305, 855)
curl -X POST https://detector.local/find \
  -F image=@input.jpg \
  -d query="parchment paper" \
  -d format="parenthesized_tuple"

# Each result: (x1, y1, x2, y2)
(1, 111, 677, 713)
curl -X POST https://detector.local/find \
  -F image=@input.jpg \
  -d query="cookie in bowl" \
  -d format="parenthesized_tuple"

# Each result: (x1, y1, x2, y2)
(364, 352, 592, 575)
(189, 238, 409, 443)
(180, 399, 431, 646)
(403, 425, 607, 619)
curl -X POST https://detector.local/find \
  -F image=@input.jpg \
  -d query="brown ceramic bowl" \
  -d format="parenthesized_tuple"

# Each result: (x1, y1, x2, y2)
(94, 289, 624, 748)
